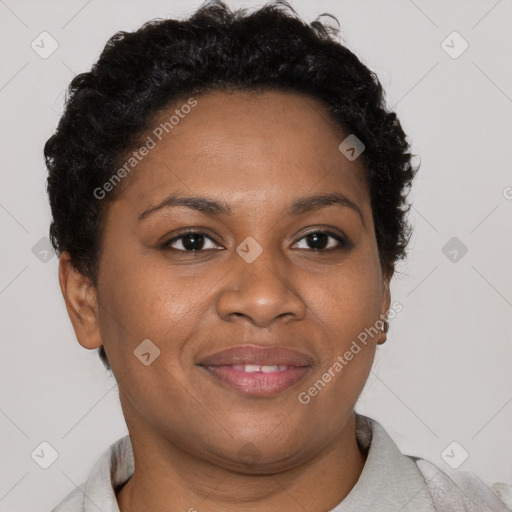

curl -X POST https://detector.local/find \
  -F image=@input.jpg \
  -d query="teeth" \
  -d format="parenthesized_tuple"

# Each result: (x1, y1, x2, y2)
(261, 365, 280, 373)
(230, 364, 289, 373)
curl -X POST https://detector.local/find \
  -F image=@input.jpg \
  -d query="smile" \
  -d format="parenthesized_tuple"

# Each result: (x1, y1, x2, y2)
(199, 364, 311, 396)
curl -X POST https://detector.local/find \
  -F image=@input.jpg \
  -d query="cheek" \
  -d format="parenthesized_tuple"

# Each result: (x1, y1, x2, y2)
(316, 248, 384, 335)
(301, 246, 383, 401)
(96, 247, 230, 383)
(96, 266, 190, 349)
(96, 266, 197, 418)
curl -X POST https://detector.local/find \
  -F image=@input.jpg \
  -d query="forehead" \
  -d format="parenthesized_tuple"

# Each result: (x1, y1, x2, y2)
(117, 89, 369, 215)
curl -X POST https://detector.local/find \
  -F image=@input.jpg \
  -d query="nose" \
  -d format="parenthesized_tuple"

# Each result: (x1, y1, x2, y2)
(215, 244, 307, 328)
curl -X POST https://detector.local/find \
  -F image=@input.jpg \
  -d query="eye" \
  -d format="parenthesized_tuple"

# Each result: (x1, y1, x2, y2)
(163, 231, 222, 252)
(162, 229, 350, 253)
(293, 230, 350, 251)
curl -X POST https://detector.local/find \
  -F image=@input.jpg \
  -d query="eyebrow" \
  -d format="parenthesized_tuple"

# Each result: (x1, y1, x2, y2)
(138, 191, 364, 225)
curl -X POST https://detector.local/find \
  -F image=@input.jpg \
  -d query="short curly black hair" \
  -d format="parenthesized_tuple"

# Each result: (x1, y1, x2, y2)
(45, 0, 418, 371)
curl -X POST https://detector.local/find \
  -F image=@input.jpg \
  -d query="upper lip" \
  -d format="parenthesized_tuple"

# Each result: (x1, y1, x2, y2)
(198, 345, 314, 367)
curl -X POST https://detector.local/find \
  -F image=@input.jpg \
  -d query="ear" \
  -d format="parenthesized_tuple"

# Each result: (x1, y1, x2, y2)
(378, 268, 392, 345)
(58, 252, 102, 350)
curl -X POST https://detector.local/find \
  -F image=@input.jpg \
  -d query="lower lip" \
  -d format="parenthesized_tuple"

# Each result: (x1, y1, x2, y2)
(199, 365, 311, 396)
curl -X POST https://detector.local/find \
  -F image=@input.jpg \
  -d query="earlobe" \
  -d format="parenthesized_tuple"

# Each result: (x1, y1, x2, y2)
(58, 252, 103, 350)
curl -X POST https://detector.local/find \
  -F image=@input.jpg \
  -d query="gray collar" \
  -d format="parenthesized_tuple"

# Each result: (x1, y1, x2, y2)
(329, 413, 435, 511)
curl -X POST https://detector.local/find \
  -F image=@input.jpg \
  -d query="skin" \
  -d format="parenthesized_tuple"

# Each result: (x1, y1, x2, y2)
(59, 90, 391, 512)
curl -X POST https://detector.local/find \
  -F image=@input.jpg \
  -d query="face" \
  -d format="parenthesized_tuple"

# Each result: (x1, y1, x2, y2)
(63, 90, 390, 472)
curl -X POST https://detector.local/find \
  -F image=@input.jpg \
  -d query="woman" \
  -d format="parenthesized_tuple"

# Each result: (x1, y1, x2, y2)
(46, 1, 511, 510)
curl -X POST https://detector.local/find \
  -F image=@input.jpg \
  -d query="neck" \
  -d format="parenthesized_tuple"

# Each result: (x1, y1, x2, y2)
(116, 413, 366, 512)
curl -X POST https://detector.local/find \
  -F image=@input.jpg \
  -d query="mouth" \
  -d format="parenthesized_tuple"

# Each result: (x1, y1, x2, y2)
(197, 345, 313, 396)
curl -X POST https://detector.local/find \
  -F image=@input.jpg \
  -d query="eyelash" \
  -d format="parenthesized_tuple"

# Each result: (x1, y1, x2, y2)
(162, 229, 351, 253)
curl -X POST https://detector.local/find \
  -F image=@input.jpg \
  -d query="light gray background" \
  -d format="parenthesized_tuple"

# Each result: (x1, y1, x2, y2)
(1, 0, 511, 510)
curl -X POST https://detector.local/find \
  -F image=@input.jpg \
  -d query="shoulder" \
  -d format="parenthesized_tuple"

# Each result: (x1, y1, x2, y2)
(413, 456, 512, 511)
(50, 434, 133, 512)
(356, 413, 512, 511)
(50, 483, 85, 511)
